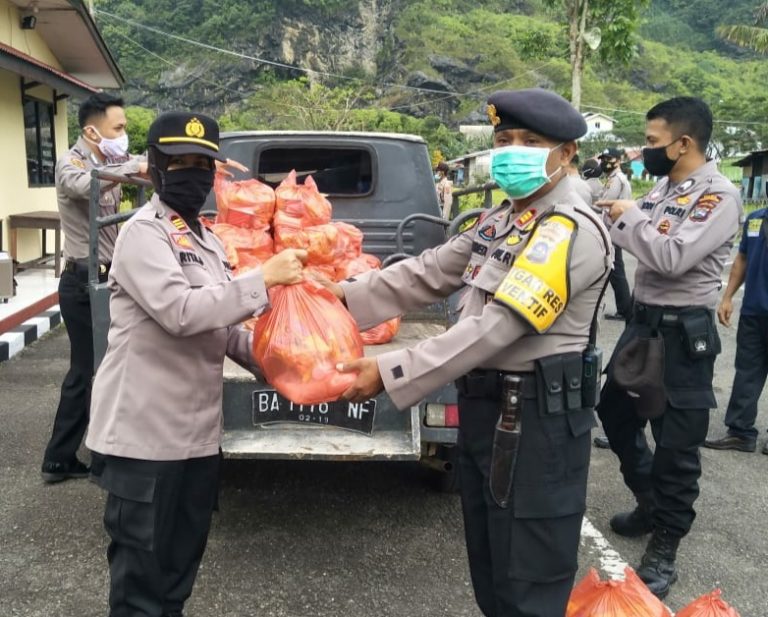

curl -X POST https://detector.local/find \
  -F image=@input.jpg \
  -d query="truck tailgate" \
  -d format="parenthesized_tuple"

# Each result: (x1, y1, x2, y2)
(221, 321, 447, 460)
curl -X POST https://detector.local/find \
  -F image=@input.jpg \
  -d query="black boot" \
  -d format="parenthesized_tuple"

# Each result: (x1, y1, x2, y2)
(610, 492, 654, 537)
(637, 528, 680, 599)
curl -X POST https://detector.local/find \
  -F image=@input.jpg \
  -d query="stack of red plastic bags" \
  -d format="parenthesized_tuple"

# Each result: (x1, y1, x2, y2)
(211, 173, 274, 272)
(567, 568, 741, 617)
(211, 170, 401, 405)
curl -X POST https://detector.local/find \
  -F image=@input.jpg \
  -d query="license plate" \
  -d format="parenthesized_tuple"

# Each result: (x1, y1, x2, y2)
(252, 389, 377, 435)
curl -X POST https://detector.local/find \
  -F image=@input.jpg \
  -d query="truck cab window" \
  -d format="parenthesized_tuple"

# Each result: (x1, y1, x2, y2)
(257, 147, 373, 196)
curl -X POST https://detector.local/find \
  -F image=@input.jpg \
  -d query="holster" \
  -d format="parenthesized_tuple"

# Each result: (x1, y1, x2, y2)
(490, 375, 523, 509)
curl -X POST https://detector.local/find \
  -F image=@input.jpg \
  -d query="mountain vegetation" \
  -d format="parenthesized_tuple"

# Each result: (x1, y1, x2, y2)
(89, 0, 768, 161)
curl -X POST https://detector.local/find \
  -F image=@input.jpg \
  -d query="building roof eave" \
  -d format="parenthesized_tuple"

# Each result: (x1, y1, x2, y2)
(0, 41, 98, 98)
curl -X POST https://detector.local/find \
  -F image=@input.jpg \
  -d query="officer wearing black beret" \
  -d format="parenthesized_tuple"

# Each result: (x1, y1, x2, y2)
(325, 88, 612, 616)
(486, 88, 588, 141)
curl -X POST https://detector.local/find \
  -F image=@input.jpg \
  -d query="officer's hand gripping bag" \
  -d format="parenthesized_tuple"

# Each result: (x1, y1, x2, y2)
(252, 279, 364, 405)
(676, 589, 741, 617)
(566, 568, 667, 617)
(213, 171, 275, 228)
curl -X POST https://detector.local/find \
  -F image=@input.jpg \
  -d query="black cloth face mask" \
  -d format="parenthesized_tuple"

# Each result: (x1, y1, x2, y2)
(642, 138, 682, 177)
(153, 167, 215, 221)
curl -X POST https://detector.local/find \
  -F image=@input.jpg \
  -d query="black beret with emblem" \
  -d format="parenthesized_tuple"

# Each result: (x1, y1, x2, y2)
(486, 89, 587, 141)
(147, 111, 227, 162)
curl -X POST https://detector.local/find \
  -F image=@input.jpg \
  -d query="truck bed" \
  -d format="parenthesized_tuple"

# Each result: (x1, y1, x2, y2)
(221, 321, 448, 460)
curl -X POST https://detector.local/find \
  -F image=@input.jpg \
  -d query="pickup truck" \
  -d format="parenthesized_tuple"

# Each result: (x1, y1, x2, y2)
(89, 131, 475, 490)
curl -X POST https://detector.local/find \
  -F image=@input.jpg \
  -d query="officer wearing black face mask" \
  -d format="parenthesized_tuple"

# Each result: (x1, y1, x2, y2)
(595, 97, 742, 599)
(86, 111, 306, 617)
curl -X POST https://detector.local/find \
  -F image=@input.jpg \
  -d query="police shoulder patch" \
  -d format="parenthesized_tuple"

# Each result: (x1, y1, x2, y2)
(494, 214, 576, 333)
(70, 157, 86, 169)
(170, 214, 188, 231)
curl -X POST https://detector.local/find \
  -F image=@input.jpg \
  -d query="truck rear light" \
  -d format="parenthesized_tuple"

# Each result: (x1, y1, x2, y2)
(425, 403, 460, 427)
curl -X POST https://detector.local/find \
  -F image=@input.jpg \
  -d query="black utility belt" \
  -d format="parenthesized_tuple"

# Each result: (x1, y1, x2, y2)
(456, 370, 538, 400)
(64, 259, 111, 283)
(632, 302, 711, 328)
(632, 303, 720, 359)
(456, 351, 601, 413)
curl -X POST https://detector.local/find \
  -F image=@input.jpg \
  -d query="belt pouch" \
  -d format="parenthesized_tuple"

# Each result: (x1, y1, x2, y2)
(535, 355, 564, 414)
(679, 311, 719, 359)
(562, 353, 583, 411)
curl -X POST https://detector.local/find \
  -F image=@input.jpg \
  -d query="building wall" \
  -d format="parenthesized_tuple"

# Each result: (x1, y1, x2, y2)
(0, 2, 71, 262)
(0, 0, 63, 67)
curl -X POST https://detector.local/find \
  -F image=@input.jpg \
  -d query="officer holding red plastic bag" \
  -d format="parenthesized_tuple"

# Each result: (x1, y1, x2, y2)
(323, 89, 612, 617)
(85, 111, 306, 617)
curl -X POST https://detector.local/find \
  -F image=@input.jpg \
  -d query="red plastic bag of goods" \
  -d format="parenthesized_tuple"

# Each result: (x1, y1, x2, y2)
(274, 170, 332, 227)
(332, 221, 363, 260)
(275, 223, 340, 265)
(213, 172, 275, 228)
(252, 280, 364, 405)
(360, 317, 401, 345)
(676, 590, 740, 617)
(335, 253, 382, 281)
(566, 568, 668, 617)
(212, 223, 273, 271)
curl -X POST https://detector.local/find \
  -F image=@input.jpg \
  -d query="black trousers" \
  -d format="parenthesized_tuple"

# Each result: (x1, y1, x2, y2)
(457, 391, 593, 617)
(609, 247, 632, 317)
(597, 315, 715, 538)
(44, 270, 94, 463)
(723, 315, 768, 440)
(99, 455, 220, 617)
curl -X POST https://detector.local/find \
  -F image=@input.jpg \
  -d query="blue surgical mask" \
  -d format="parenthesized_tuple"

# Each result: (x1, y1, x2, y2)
(490, 144, 562, 199)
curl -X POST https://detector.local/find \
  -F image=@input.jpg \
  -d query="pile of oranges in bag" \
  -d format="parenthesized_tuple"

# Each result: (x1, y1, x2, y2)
(212, 170, 401, 404)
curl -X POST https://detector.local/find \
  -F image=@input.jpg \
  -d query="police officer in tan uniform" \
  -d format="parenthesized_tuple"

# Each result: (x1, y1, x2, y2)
(324, 89, 612, 617)
(598, 148, 633, 321)
(42, 93, 147, 483)
(85, 112, 306, 617)
(597, 97, 742, 599)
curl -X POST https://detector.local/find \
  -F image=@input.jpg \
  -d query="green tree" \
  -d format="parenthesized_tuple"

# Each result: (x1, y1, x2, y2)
(550, 0, 650, 109)
(125, 106, 156, 154)
(718, 3, 768, 53)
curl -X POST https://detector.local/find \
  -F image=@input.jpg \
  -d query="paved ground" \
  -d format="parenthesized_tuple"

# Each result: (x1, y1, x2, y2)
(1, 252, 767, 617)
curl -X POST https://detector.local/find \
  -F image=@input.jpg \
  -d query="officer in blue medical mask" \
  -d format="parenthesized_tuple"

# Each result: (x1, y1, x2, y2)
(325, 89, 612, 616)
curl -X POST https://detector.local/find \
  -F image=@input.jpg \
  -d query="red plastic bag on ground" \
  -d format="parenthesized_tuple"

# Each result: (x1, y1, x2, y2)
(566, 568, 668, 617)
(676, 590, 740, 617)
(252, 280, 363, 405)
(213, 172, 275, 228)
(360, 317, 401, 345)
(275, 170, 332, 227)
(212, 223, 273, 271)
